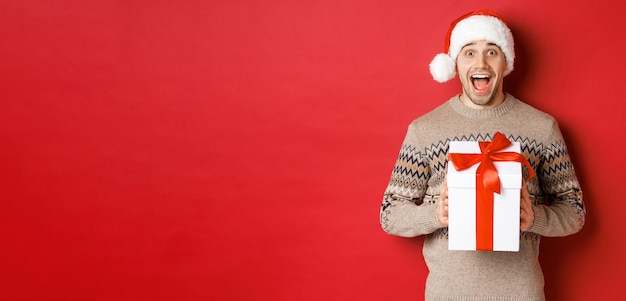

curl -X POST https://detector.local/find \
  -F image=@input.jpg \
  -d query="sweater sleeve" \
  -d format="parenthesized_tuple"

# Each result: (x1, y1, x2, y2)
(528, 122, 585, 237)
(379, 124, 442, 237)
(380, 194, 441, 237)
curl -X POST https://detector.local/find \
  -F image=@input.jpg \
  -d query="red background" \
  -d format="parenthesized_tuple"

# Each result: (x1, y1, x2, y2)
(1, 1, 624, 300)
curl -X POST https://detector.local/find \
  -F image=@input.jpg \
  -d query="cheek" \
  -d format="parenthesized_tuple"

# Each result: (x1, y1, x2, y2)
(456, 65, 470, 79)
(455, 57, 473, 73)
(455, 62, 467, 75)
(491, 58, 507, 72)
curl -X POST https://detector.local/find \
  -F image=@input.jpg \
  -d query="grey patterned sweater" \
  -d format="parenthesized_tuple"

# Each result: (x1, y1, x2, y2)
(380, 94, 585, 300)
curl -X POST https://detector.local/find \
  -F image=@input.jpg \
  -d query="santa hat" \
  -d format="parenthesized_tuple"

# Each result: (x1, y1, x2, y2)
(429, 9, 515, 83)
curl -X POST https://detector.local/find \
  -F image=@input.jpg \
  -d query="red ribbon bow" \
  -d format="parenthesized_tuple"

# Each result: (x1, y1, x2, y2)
(448, 132, 535, 251)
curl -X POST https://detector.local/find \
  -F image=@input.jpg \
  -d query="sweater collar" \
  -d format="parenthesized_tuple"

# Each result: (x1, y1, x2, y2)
(448, 93, 517, 119)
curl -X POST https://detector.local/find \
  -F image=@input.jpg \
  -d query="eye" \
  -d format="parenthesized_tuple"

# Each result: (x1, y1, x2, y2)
(464, 50, 474, 56)
(487, 49, 497, 56)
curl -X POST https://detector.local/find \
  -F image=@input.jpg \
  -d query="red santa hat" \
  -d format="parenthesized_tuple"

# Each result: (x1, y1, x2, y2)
(429, 9, 515, 83)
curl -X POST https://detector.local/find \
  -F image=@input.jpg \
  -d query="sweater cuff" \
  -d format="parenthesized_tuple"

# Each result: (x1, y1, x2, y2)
(423, 204, 443, 233)
(528, 204, 548, 235)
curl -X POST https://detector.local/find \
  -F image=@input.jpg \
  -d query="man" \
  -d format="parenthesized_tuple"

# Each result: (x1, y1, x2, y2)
(379, 9, 585, 300)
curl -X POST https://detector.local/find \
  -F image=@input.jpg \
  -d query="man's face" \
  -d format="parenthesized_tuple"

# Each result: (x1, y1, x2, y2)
(456, 40, 507, 109)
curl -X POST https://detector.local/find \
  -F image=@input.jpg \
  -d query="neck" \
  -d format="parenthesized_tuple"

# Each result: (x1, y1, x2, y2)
(449, 93, 516, 120)
(459, 91, 506, 109)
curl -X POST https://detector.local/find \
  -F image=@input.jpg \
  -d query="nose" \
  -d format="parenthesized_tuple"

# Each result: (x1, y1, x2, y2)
(475, 53, 488, 68)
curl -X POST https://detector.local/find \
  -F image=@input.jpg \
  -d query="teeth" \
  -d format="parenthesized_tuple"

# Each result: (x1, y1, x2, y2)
(472, 75, 489, 79)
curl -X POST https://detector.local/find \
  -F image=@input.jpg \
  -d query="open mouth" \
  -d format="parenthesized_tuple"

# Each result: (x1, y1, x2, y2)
(471, 74, 491, 94)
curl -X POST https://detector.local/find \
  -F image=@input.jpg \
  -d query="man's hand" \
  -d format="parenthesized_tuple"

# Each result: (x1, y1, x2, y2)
(520, 180, 534, 231)
(436, 177, 449, 227)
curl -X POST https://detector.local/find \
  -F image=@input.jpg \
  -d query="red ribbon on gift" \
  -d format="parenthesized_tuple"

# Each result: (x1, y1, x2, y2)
(448, 132, 535, 251)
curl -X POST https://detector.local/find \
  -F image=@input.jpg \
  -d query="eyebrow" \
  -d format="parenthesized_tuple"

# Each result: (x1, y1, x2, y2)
(462, 42, 499, 48)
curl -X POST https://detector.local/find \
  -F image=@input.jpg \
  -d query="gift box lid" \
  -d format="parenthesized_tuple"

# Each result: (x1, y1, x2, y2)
(447, 141, 522, 189)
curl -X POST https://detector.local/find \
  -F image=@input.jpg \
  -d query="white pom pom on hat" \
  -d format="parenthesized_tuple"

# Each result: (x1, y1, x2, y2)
(429, 9, 515, 83)
(429, 53, 456, 83)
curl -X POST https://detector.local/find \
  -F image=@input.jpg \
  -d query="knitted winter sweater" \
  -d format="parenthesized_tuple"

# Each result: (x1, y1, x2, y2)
(380, 94, 585, 301)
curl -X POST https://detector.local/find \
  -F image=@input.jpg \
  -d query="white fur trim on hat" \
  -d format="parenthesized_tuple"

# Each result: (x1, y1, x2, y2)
(430, 13, 515, 83)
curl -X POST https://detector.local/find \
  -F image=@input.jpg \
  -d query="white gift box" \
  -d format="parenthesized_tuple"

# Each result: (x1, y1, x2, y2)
(447, 140, 522, 252)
